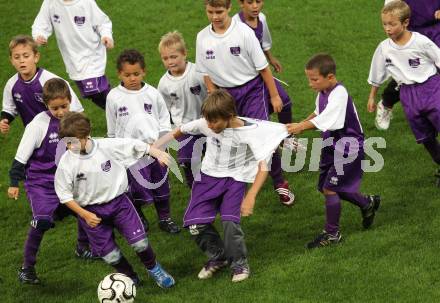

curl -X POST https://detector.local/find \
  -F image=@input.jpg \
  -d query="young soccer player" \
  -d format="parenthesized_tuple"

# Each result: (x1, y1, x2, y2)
(233, 0, 293, 124)
(158, 31, 207, 188)
(368, 0, 440, 185)
(288, 54, 380, 248)
(32, 0, 113, 109)
(54, 112, 175, 288)
(1, 35, 83, 134)
(156, 89, 290, 282)
(196, 0, 295, 206)
(7, 79, 94, 285)
(372, 0, 440, 130)
(106, 49, 180, 234)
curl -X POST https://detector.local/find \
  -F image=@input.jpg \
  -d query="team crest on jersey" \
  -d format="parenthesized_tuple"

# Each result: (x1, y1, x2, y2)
(34, 93, 44, 103)
(190, 85, 201, 95)
(330, 176, 339, 186)
(144, 103, 152, 114)
(206, 49, 215, 60)
(53, 14, 61, 23)
(230, 46, 241, 56)
(118, 106, 129, 117)
(408, 58, 420, 68)
(48, 132, 59, 144)
(74, 16, 86, 26)
(101, 160, 111, 172)
(13, 93, 23, 103)
(385, 58, 393, 67)
(76, 173, 87, 181)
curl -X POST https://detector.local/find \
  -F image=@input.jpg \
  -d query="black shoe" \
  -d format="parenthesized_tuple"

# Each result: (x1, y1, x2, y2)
(361, 195, 381, 229)
(306, 230, 342, 249)
(158, 218, 180, 234)
(18, 267, 40, 284)
(75, 246, 101, 260)
(130, 274, 142, 287)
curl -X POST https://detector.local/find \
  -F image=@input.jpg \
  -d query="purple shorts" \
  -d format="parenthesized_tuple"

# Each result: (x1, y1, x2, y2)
(75, 75, 111, 97)
(78, 194, 146, 257)
(183, 172, 246, 227)
(176, 134, 205, 164)
(318, 146, 364, 193)
(399, 74, 440, 143)
(127, 157, 170, 204)
(225, 75, 270, 120)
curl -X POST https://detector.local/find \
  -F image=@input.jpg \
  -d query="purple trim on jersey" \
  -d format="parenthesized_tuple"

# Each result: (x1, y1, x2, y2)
(183, 173, 246, 227)
(399, 74, 440, 143)
(10, 68, 47, 126)
(75, 75, 110, 97)
(238, 12, 264, 48)
(78, 194, 146, 257)
(24, 111, 63, 187)
(318, 83, 364, 149)
(405, 0, 440, 30)
(224, 75, 270, 120)
(127, 157, 170, 204)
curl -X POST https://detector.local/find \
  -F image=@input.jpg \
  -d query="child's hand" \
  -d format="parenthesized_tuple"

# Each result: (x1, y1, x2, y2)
(269, 57, 283, 73)
(271, 95, 283, 113)
(148, 146, 171, 167)
(102, 37, 114, 49)
(286, 123, 303, 135)
(241, 194, 255, 217)
(367, 97, 376, 113)
(82, 211, 101, 228)
(35, 36, 47, 46)
(7, 187, 19, 200)
(0, 119, 10, 134)
(435, 10, 440, 19)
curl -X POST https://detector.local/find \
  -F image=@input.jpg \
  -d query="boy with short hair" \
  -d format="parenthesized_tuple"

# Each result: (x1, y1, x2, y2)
(54, 112, 176, 288)
(233, 0, 293, 124)
(372, 0, 440, 131)
(106, 49, 180, 233)
(157, 31, 207, 188)
(1, 35, 83, 134)
(288, 54, 380, 248)
(158, 89, 290, 282)
(32, 0, 113, 109)
(368, 0, 440, 185)
(196, 0, 295, 206)
(7, 78, 93, 285)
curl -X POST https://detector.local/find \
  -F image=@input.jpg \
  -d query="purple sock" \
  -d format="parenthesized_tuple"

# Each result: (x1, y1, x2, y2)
(182, 164, 194, 188)
(338, 192, 369, 208)
(154, 199, 171, 221)
(23, 227, 45, 268)
(324, 194, 341, 235)
(89, 87, 110, 109)
(423, 138, 440, 165)
(277, 103, 292, 124)
(136, 245, 156, 270)
(76, 219, 89, 249)
(112, 255, 137, 279)
(269, 151, 284, 186)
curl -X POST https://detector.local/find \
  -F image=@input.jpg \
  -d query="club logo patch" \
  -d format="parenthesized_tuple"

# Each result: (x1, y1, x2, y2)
(74, 16, 86, 26)
(408, 58, 420, 68)
(230, 46, 241, 56)
(144, 103, 152, 114)
(101, 160, 111, 172)
(190, 85, 201, 95)
(206, 49, 215, 60)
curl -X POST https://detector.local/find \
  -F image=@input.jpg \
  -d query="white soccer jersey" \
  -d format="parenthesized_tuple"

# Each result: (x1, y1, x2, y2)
(232, 12, 272, 51)
(106, 83, 171, 144)
(2, 69, 83, 119)
(180, 117, 288, 183)
(32, 0, 112, 81)
(55, 138, 149, 206)
(368, 32, 440, 86)
(157, 62, 206, 127)
(196, 18, 269, 87)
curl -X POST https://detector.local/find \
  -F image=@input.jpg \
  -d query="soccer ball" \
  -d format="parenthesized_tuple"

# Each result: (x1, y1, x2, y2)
(97, 273, 136, 303)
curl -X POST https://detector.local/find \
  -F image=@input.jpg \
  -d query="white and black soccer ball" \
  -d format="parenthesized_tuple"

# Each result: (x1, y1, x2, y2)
(97, 273, 136, 303)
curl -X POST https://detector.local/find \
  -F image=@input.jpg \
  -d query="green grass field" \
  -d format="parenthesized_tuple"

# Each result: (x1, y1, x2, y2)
(1, 0, 439, 302)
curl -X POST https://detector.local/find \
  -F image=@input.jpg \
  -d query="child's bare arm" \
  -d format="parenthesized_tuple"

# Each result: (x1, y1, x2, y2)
(367, 86, 380, 113)
(264, 50, 282, 73)
(286, 120, 316, 135)
(65, 200, 102, 228)
(203, 76, 217, 94)
(241, 161, 269, 216)
(259, 66, 282, 113)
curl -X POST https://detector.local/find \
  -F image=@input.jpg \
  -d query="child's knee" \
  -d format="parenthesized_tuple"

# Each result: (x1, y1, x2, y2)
(130, 238, 149, 253)
(102, 248, 122, 265)
(31, 218, 54, 232)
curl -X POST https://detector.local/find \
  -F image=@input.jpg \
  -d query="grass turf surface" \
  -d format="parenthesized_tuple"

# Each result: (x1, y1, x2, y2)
(0, 0, 439, 302)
